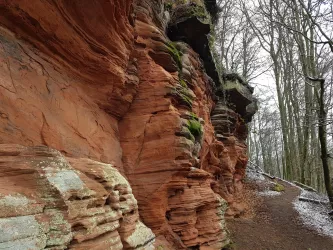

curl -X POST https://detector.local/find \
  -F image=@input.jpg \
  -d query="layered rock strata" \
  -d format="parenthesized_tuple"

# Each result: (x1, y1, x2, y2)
(0, 144, 154, 249)
(0, 0, 256, 249)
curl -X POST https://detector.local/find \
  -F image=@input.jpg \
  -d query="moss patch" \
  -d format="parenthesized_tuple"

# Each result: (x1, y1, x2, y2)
(177, 86, 193, 107)
(179, 78, 188, 88)
(187, 118, 202, 137)
(191, 4, 209, 20)
(169, 1, 211, 24)
(170, 75, 193, 109)
(170, 84, 193, 109)
(166, 42, 183, 70)
(274, 183, 285, 192)
(189, 112, 198, 119)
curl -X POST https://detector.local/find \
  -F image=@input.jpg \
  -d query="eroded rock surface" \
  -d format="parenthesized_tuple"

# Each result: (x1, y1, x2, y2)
(0, 0, 256, 249)
(0, 144, 154, 249)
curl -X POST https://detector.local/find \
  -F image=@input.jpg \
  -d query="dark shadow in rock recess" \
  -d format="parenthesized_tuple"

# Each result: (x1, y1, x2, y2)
(166, 3, 220, 87)
(204, 0, 220, 24)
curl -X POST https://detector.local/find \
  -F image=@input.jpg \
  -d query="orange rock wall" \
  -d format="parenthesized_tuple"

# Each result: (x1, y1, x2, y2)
(0, 0, 136, 169)
(0, 0, 253, 249)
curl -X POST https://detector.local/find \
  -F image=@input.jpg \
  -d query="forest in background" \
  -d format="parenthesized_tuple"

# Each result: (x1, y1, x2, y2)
(214, 0, 333, 203)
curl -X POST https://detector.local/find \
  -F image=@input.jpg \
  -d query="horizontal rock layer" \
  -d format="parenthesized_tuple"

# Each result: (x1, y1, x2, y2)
(0, 144, 154, 249)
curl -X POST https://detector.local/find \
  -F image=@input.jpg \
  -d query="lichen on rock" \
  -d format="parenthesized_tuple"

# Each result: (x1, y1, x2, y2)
(0, 145, 154, 249)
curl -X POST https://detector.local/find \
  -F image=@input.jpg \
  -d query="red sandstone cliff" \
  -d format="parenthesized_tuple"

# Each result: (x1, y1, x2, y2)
(0, 0, 256, 249)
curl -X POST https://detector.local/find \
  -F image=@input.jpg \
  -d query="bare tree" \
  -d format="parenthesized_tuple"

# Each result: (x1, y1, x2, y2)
(238, 0, 333, 204)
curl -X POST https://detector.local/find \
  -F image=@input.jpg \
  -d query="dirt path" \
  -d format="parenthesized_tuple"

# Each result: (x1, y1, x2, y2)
(227, 179, 333, 250)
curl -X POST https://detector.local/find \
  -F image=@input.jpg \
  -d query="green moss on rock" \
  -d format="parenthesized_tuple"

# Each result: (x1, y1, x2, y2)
(187, 118, 202, 137)
(166, 41, 183, 70)
(168, 1, 211, 25)
(189, 112, 198, 119)
(170, 85, 193, 108)
(179, 78, 188, 88)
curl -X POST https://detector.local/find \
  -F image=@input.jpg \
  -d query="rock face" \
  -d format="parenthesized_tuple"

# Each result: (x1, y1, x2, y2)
(0, 0, 256, 249)
(0, 144, 154, 249)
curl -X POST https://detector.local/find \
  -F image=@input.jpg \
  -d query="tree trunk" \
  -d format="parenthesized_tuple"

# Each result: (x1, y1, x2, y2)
(317, 78, 333, 209)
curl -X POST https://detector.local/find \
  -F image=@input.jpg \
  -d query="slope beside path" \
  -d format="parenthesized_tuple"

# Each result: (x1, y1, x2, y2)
(227, 176, 333, 250)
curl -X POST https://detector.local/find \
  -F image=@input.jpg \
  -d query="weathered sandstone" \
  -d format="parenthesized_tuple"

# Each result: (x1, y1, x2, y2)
(0, 0, 256, 249)
(0, 144, 154, 249)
